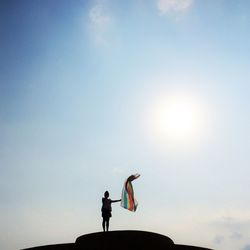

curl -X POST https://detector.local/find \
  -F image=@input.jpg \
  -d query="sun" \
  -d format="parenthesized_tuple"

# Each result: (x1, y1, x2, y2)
(156, 98, 197, 138)
(147, 92, 207, 148)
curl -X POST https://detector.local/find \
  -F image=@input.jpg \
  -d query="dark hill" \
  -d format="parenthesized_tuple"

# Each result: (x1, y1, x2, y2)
(23, 230, 213, 250)
(76, 230, 174, 249)
(22, 243, 74, 250)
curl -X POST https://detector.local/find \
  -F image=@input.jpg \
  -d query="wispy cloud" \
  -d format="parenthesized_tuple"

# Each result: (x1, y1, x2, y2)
(111, 167, 125, 177)
(242, 245, 250, 250)
(156, 0, 194, 15)
(88, 0, 112, 44)
(230, 231, 243, 240)
(214, 235, 225, 245)
(210, 215, 250, 249)
(212, 216, 250, 231)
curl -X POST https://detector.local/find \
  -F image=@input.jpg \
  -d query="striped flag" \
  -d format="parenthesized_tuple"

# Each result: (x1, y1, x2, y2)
(121, 174, 140, 212)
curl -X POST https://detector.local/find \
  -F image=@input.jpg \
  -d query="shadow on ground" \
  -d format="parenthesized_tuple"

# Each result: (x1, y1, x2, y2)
(23, 230, 214, 250)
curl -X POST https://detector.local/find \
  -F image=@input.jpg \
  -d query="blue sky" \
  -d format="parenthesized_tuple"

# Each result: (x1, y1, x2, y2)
(1, 1, 250, 249)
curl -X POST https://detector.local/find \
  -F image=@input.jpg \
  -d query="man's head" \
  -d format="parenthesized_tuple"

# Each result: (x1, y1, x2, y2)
(104, 191, 109, 198)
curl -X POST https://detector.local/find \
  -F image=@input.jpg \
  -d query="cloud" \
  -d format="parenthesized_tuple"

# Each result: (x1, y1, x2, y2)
(88, 0, 112, 44)
(214, 235, 225, 245)
(230, 231, 243, 240)
(156, 0, 194, 14)
(212, 216, 250, 231)
(111, 167, 125, 177)
(210, 215, 250, 249)
(242, 245, 250, 250)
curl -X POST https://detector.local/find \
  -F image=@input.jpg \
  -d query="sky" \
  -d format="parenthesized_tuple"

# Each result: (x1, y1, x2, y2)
(1, 0, 250, 249)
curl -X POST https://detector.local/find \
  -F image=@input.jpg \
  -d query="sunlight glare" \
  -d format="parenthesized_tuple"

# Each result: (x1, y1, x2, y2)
(146, 92, 208, 150)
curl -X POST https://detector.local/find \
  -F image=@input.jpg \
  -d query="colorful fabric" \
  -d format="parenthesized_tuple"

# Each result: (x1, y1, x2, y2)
(121, 174, 140, 212)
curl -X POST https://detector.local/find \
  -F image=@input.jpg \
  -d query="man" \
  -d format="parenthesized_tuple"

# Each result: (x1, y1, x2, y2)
(101, 191, 121, 232)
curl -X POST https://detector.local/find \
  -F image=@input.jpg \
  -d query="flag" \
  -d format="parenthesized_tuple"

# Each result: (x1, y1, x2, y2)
(121, 174, 140, 212)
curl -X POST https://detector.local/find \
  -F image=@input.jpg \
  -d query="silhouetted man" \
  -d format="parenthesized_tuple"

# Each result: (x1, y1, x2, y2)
(101, 191, 121, 232)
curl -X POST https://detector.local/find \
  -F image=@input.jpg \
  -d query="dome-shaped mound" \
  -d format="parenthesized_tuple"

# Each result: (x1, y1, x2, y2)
(22, 243, 74, 249)
(75, 230, 174, 249)
(23, 230, 214, 250)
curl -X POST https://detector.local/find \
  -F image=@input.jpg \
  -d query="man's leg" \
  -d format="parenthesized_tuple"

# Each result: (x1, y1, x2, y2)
(106, 218, 110, 232)
(102, 219, 105, 232)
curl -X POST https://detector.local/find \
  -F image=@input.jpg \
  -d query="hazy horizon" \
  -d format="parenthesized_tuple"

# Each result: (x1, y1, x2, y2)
(1, 1, 250, 250)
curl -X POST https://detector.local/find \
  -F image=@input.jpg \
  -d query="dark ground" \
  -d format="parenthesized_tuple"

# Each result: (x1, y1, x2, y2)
(22, 230, 214, 250)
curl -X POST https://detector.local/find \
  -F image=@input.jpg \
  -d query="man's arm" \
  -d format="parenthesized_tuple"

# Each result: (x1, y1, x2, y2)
(111, 199, 121, 203)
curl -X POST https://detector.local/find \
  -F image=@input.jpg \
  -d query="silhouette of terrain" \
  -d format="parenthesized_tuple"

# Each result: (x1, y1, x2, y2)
(22, 244, 74, 250)
(23, 230, 213, 250)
